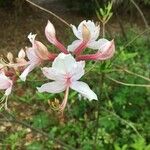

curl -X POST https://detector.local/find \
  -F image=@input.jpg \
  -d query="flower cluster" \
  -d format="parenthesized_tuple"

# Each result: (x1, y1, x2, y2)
(0, 20, 115, 112)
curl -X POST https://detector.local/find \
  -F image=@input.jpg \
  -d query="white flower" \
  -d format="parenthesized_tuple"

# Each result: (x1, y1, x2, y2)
(37, 53, 98, 101)
(20, 33, 55, 81)
(68, 20, 100, 53)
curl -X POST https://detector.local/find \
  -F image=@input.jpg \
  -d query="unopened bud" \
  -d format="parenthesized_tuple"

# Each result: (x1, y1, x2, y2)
(18, 49, 26, 59)
(45, 20, 56, 37)
(82, 24, 90, 41)
(7, 52, 14, 63)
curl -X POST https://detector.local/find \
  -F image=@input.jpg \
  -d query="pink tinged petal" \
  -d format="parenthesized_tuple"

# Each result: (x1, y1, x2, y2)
(26, 47, 41, 63)
(37, 81, 66, 93)
(34, 41, 50, 60)
(45, 20, 68, 54)
(70, 81, 98, 101)
(71, 61, 85, 81)
(52, 53, 76, 73)
(67, 40, 82, 52)
(77, 40, 115, 61)
(42, 67, 65, 81)
(19, 63, 37, 81)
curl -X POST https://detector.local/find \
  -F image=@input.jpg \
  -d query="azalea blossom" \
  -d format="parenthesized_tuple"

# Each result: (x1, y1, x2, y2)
(20, 33, 56, 81)
(68, 20, 115, 61)
(37, 53, 98, 112)
(68, 20, 100, 55)
(0, 73, 13, 109)
(45, 20, 68, 54)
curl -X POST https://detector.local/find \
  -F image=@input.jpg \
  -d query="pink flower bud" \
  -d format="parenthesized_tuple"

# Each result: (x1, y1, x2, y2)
(45, 20, 68, 54)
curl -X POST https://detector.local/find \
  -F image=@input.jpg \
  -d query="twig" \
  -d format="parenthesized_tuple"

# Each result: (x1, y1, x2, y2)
(115, 66, 150, 82)
(1, 110, 77, 150)
(106, 75, 150, 87)
(124, 27, 150, 48)
(101, 107, 143, 138)
(25, 0, 70, 28)
(108, 28, 150, 67)
(130, 0, 149, 28)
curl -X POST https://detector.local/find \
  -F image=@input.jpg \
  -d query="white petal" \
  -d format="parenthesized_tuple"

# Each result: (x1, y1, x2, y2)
(97, 38, 110, 52)
(71, 61, 85, 81)
(71, 24, 82, 40)
(42, 67, 65, 81)
(37, 81, 66, 93)
(52, 53, 76, 73)
(88, 41, 101, 50)
(70, 81, 98, 101)
(28, 33, 37, 45)
(67, 40, 82, 52)
(19, 63, 37, 81)
(78, 20, 86, 33)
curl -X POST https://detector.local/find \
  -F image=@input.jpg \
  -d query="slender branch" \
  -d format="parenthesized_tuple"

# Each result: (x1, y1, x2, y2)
(108, 28, 150, 67)
(101, 107, 143, 138)
(25, 0, 70, 28)
(116, 66, 150, 82)
(1, 111, 77, 150)
(106, 75, 150, 87)
(124, 28, 150, 48)
(130, 0, 149, 28)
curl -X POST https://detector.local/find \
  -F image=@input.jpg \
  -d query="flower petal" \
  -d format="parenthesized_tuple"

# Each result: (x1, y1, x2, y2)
(28, 33, 37, 46)
(71, 61, 85, 81)
(37, 81, 66, 93)
(26, 47, 40, 63)
(71, 24, 82, 40)
(19, 63, 37, 81)
(42, 67, 65, 81)
(34, 41, 49, 60)
(70, 81, 98, 101)
(67, 40, 82, 52)
(52, 53, 76, 73)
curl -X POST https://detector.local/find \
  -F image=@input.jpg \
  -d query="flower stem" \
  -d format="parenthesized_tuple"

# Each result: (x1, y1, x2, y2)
(59, 87, 69, 114)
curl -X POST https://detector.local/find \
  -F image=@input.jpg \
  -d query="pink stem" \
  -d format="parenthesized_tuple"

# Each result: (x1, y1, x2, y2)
(73, 41, 88, 56)
(48, 53, 58, 61)
(55, 40, 69, 54)
(59, 87, 69, 113)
